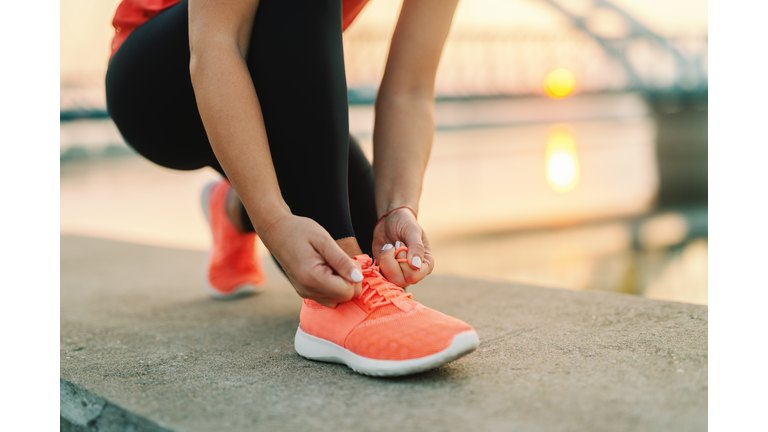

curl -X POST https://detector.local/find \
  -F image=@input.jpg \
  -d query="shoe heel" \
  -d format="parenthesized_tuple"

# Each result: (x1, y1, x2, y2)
(200, 181, 218, 225)
(294, 327, 345, 364)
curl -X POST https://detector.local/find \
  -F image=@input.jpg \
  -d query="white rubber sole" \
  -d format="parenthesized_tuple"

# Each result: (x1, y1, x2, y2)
(201, 181, 262, 301)
(294, 326, 480, 377)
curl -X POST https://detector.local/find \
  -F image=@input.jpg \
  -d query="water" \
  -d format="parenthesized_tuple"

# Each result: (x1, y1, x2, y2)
(430, 212, 707, 305)
(60, 93, 707, 305)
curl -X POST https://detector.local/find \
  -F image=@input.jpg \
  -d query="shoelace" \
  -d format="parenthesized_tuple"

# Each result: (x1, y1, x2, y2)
(358, 246, 414, 308)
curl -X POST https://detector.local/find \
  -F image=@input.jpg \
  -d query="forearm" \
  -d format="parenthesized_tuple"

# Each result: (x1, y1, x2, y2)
(371, 0, 458, 219)
(372, 91, 434, 217)
(190, 45, 290, 234)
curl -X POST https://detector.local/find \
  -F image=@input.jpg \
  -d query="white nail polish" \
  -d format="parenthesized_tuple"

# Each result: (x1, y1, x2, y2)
(350, 269, 363, 282)
(395, 241, 401, 248)
(412, 256, 422, 269)
(382, 244, 393, 251)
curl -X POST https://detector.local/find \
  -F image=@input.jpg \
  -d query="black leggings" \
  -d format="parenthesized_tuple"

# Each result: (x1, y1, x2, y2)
(106, 0, 378, 256)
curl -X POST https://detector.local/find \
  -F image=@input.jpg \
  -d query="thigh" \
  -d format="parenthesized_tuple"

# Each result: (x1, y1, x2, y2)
(106, 0, 224, 174)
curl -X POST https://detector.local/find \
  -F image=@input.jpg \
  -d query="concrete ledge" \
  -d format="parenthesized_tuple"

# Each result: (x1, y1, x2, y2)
(61, 378, 171, 432)
(61, 235, 707, 431)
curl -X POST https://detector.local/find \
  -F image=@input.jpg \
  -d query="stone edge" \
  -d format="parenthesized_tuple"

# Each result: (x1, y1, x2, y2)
(60, 379, 173, 432)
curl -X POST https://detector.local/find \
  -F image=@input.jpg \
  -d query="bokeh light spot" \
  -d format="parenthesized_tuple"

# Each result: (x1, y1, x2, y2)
(546, 125, 580, 193)
(544, 68, 576, 99)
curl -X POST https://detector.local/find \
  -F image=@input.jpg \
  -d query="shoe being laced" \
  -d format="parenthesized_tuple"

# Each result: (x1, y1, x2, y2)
(295, 250, 479, 377)
(357, 258, 414, 309)
(201, 179, 266, 299)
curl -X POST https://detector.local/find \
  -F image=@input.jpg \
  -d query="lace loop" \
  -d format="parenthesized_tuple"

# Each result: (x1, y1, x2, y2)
(358, 261, 413, 309)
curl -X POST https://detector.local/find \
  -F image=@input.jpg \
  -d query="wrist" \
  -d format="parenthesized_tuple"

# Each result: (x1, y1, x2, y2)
(374, 206, 418, 232)
(380, 204, 418, 219)
(377, 199, 420, 219)
(250, 200, 292, 237)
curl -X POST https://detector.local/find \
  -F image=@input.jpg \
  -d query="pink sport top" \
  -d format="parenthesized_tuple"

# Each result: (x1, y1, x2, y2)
(111, 0, 371, 58)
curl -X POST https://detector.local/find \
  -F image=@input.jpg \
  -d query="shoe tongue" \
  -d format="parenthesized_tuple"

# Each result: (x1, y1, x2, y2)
(353, 254, 373, 269)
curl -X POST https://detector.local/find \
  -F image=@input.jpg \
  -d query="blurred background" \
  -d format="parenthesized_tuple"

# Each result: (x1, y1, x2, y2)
(61, 0, 707, 304)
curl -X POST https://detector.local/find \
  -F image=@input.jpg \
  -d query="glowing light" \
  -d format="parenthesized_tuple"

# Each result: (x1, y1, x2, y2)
(545, 125, 580, 193)
(544, 68, 576, 99)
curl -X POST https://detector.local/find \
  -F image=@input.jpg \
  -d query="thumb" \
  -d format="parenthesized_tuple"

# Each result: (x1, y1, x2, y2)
(405, 228, 426, 271)
(312, 235, 363, 295)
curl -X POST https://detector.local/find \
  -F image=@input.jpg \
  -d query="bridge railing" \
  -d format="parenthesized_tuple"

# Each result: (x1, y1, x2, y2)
(343, 0, 707, 98)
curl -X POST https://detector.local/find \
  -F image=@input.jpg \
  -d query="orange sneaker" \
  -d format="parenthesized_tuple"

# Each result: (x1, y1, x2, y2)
(294, 252, 479, 376)
(201, 179, 266, 300)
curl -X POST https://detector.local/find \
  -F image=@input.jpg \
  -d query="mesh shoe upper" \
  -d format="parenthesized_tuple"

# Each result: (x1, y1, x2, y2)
(300, 254, 474, 361)
(345, 304, 473, 360)
(206, 179, 265, 293)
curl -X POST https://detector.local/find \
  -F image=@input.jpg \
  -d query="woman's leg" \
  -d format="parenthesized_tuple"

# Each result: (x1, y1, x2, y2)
(246, 0, 358, 245)
(347, 135, 377, 256)
(106, 0, 223, 176)
(106, 0, 377, 254)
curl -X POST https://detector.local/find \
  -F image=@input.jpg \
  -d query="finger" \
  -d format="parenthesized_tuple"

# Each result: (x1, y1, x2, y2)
(314, 235, 364, 284)
(371, 237, 385, 261)
(395, 230, 428, 285)
(422, 232, 434, 275)
(288, 274, 341, 309)
(315, 299, 341, 308)
(378, 243, 408, 287)
(394, 243, 415, 282)
(352, 271, 363, 298)
(310, 235, 362, 301)
(404, 229, 426, 271)
(307, 268, 357, 304)
(402, 257, 432, 285)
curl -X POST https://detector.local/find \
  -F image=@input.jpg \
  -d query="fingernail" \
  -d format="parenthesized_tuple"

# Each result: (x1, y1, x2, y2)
(382, 244, 393, 251)
(395, 241, 401, 248)
(350, 269, 363, 282)
(412, 256, 422, 269)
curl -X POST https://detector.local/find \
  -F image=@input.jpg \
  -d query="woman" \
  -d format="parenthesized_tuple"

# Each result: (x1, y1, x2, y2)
(106, 0, 478, 376)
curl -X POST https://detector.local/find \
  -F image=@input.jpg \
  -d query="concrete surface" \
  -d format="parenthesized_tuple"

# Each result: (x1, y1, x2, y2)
(61, 378, 171, 431)
(61, 235, 707, 431)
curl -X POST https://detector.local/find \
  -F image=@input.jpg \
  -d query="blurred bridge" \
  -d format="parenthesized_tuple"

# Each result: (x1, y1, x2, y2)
(541, 0, 707, 92)
(343, 0, 707, 99)
(343, 0, 709, 207)
(62, 0, 707, 115)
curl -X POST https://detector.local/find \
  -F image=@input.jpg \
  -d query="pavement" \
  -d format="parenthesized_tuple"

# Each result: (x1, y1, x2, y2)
(60, 235, 707, 431)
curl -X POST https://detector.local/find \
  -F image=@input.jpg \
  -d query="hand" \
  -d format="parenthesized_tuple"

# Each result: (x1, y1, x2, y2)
(259, 214, 363, 308)
(371, 208, 434, 287)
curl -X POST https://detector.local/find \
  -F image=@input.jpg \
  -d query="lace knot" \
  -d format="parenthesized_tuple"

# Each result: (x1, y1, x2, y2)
(357, 260, 413, 309)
